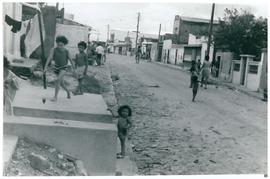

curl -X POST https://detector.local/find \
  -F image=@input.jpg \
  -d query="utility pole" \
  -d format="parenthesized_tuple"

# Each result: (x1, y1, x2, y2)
(135, 12, 140, 51)
(107, 24, 110, 43)
(206, 3, 215, 57)
(157, 23, 161, 61)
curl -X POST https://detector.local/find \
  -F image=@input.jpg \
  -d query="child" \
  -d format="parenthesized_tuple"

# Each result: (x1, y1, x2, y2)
(75, 41, 88, 94)
(44, 36, 75, 101)
(190, 60, 199, 102)
(4, 56, 19, 115)
(200, 55, 211, 89)
(117, 105, 132, 159)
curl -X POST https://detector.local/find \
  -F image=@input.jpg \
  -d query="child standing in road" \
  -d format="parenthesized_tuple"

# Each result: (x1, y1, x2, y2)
(44, 36, 75, 101)
(117, 105, 132, 159)
(190, 60, 199, 102)
(75, 41, 88, 94)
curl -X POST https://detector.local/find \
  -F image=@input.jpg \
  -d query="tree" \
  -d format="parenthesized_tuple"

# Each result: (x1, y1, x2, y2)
(214, 8, 267, 59)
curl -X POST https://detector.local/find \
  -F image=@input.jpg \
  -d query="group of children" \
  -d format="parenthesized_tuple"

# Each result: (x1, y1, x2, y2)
(43, 35, 132, 159)
(44, 36, 88, 101)
(189, 55, 212, 102)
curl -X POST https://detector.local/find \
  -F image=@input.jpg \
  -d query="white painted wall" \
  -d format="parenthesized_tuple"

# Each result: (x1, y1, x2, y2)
(3, 3, 22, 58)
(55, 23, 89, 59)
(232, 61, 241, 84)
(246, 61, 262, 91)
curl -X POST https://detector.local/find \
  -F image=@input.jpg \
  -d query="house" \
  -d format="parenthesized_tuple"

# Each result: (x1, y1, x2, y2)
(110, 29, 158, 53)
(173, 15, 219, 44)
(160, 33, 214, 66)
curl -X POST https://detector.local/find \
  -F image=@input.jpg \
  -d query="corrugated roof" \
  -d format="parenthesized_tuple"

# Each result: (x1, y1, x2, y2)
(180, 16, 219, 24)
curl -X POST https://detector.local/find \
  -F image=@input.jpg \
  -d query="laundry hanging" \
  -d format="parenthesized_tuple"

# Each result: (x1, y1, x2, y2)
(24, 14, 46, 57)
(5, 15, 22, 33)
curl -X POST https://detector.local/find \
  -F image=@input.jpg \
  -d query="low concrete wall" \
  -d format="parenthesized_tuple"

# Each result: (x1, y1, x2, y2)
(12, 85, 113, 123)
(4, 116, 117, 175)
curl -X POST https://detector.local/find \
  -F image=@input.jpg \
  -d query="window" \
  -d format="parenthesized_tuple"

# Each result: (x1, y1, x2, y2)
(249, 65, 258, 74)
(234, 63, 240, 71)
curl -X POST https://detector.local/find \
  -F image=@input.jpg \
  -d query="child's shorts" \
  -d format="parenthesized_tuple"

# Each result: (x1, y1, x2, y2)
(118, 129, 127, 140)
(54, 66, 68, 75)
(76, 66, 86, 79)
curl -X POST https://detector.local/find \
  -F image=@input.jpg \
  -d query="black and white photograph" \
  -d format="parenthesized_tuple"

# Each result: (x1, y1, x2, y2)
(2, 0, 268, 177)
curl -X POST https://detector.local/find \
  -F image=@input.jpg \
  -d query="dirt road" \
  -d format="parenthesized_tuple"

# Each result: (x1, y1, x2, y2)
(108, 54, 267, 175)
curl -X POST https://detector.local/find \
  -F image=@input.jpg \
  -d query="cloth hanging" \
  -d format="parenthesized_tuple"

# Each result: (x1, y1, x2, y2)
(5, 15, 22, 33)
(24, 14, 45, 57)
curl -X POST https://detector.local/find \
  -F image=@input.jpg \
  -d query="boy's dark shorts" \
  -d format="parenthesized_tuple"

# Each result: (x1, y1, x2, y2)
(118, 128, 127, 140)
(54, 66, 68, 75)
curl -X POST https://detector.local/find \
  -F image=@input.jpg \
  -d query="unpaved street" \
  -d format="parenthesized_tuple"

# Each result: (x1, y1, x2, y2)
(108, 54, 267, 175)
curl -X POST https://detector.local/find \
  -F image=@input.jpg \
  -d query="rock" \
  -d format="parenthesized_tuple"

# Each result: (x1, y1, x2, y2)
(209, 160, 216, 163)
(28, 153, 51, 171)
(33, 71, 43, 78)
(57, 154, 64, 160)
(111, 74, 120, 81)
(193, 159, 199, 164)
(75, 160, 88, 176)
(59, 162, 75, 172)
(183, 128, 188, 132)
(48, 148, 56, 153)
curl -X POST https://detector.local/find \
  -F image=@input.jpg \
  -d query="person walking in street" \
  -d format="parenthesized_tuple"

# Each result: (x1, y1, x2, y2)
(95, 43, 104, 66)
(135, 46, 142, 64)
(44, 35, 75, 102)
(197, 59, 201, 71)
(75, 41, 88, 95)
(117, 105, 132, 159)
(189, 60, 200, 102)
(200, 55, 211, 89)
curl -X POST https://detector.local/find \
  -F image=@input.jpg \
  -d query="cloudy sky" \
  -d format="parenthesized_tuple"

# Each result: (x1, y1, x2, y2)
(57, 2, 268, 41)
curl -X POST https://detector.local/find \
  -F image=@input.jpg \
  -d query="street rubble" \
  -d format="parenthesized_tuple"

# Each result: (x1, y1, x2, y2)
(4, 137, 87, 176)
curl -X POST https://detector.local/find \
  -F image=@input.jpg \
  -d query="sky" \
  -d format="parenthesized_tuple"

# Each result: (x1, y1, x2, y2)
(55, 2, 268, 41)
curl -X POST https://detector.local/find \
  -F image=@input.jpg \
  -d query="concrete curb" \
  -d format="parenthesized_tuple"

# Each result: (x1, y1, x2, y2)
(151, 61, 263, 101)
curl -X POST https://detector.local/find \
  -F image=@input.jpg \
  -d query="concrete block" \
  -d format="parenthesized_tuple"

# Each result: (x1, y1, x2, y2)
(4, 116, 117, 175)
(3, 135, 18, 171)
(13, 85, 112, 123)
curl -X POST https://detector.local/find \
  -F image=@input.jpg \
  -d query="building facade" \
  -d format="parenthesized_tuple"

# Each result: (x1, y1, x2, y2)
(173, 15, 219, 44)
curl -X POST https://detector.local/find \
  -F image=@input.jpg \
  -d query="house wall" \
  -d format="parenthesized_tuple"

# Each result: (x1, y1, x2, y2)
(178, 20, 218, 44)
(55, 23, 89, 59)
(34, 6, 57, 59)
(259, 49, 267, 92)
(246, 61, 262, 91)
(3, 3, 22, 58)
(216, 51, 234, 82)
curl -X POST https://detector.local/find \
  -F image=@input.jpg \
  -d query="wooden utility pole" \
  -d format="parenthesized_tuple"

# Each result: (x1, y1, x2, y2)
(37, 11, 46, 89)
(157, 23, 161, 61)
(107, 24, 110, 43)
(206, 3, 215, 57)
(135, 12, 140, 51)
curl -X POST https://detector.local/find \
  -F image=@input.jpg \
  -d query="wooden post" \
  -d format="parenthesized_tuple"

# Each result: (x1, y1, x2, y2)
(37, 11, 46, 89)
(135, 12, 140, 51)
(207, 3, 215, 57)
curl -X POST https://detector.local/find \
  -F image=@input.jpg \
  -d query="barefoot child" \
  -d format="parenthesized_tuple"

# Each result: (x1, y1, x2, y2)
(75, 41, 88, 94)
(44, 36, 75, 101)
(190, 60, 199, 102)
(117, 105, 132, 159)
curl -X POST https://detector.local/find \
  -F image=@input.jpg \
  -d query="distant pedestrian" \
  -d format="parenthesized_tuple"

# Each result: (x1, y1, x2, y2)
(117, 105, 132, 159)
(189, 60, 199, 102)
(135, 46, 142, 64)
(44, 35, 75, 101)
(95, 44, 104, 66)
(75, 41, 88, 94)
(200, 55, 211, 89)
(197, 59, 201, 71)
